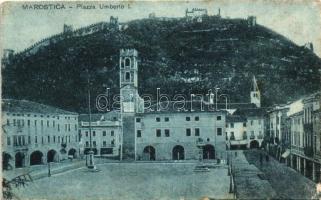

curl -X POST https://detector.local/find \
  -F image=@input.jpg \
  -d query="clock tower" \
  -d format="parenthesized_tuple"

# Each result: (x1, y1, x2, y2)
(119, 49, 143, 160)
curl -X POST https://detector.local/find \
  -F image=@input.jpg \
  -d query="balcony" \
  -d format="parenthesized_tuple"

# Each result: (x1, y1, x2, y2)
(250, 135, 255, 140)
(243, 135, 247, 140)
(304, 146, 314, 157)
(230, 135, 235, 141)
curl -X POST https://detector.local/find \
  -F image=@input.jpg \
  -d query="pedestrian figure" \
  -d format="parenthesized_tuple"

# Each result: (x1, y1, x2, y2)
(265, 154, 269, 162)
(260, 153, 263, 166)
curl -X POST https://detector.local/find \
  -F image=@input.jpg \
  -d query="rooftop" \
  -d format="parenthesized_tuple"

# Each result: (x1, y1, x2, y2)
(79, 111, 120, 122)
(143, 100, 257, 114)
(2, 99, 77, 115)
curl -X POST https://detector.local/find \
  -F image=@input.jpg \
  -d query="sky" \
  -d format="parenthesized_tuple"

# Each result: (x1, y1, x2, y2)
(1, 0, 321, 57)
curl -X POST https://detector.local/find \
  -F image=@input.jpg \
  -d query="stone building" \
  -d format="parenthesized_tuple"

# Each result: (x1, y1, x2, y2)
(226, 108, 265, 150)
(185, 8, 208, 22)
(118, 49, 228, 161)
(78, 112, 121, 158)
(2, 99, 79, 169)
(266, 104, 289, 158)
(135, 102, 227, 161)
(226, 114, 247, 150)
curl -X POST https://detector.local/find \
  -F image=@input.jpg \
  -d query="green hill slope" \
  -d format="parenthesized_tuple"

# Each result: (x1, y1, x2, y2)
(3, 16, 321, 112)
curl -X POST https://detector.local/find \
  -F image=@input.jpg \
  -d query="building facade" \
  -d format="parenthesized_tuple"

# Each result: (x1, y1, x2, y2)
(2, 99, 79, 169)
(135, 109, 226, 161)
(226, 108, 265, 150)
(118, 49, 228, 161)
(79, 112, 121, 158)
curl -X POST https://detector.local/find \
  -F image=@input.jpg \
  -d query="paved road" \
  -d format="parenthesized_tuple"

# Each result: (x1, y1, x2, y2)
(12, 162, 232, 200)
(230, 150, 277, 199)
(244, 150, 317, 199)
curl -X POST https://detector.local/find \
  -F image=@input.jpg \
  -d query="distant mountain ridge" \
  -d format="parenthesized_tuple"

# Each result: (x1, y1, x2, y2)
(2, 15, 321, 112)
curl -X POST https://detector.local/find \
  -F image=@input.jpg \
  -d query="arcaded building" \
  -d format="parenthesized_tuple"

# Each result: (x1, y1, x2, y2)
(135, 102, 227, 161)
(2, 99, 79, 169)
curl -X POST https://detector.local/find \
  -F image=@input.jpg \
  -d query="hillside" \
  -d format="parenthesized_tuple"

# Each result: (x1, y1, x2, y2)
(2, 16, 321, 112)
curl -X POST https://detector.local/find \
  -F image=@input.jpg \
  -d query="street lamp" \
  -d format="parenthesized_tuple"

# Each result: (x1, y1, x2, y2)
(86, 69, 96, 170)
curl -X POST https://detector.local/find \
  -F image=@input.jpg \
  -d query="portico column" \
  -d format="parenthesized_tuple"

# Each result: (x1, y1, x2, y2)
(304, 158, 307, 177)
(313, 162, 316, 182)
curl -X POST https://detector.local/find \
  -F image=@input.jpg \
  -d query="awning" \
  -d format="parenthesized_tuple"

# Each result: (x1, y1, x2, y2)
(281, 150, 290, 158)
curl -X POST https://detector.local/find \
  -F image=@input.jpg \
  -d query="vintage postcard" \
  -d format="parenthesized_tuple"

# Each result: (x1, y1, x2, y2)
(1, 0, 321, 199)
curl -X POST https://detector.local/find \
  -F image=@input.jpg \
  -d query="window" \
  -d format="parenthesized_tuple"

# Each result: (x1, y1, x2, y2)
(35, 136, 38, 144)
(186, 117, 191, 121)
(86, 131, 88, 137)
(165, 117, 169, 122)
(125, 58, 130, 67)
(58, 124, 60, 131)
(243, 122, 247, 127)
(41, 120, 43, 126)
(125, 72, 130, 81)
(41, 137, 44, 144)
(230, 123, 234, 128)
(93, 141, 96, 147)
(28, 136, 31, 144)
(195, 116, 199, 121)
(217, 116, 221, 121)
(136, 118, 141, 123)
(186, 128, 191, 136)
(7, 119, 10, 126)
(93, 131, 96, 136)
(13, 136, 17, 146)
(103, 131, 106, 136)
(27, 120, 30, 126)
(195, 128, 200, 136)
(68, 124, 71, 131)
(165, 129, 170, 137)
(7, 137, 11, 145)
(250, 120, 253, 126)
(156, 129, 161, 137)
(156, 117, 161, 122)
(53, 136, 56, 143)
(48, 136, 50, 143)
(103, 141, 107, 147)
(13, 119, 16, 126)
(86, 141, 89, 147)
(217, 128, 222, 136)
(111, 131, 114, 136)
(47, 120, 49, 127)
(137, 130, 142, 137)
(58, 136, 60, 143)
(75, 124, 77, 131)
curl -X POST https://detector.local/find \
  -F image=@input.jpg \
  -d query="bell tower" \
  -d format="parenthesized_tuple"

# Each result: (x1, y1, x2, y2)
(119, 49, 139, 160)
(250, 76, 261, 108)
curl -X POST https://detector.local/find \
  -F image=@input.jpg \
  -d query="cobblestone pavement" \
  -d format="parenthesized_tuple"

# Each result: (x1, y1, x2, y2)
(11, 162, 232, 200)
(230, 150, 277, 199)
(244, 149, 317, 199)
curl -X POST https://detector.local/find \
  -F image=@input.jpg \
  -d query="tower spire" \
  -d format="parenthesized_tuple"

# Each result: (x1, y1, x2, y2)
(250, 75, 261, 108)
